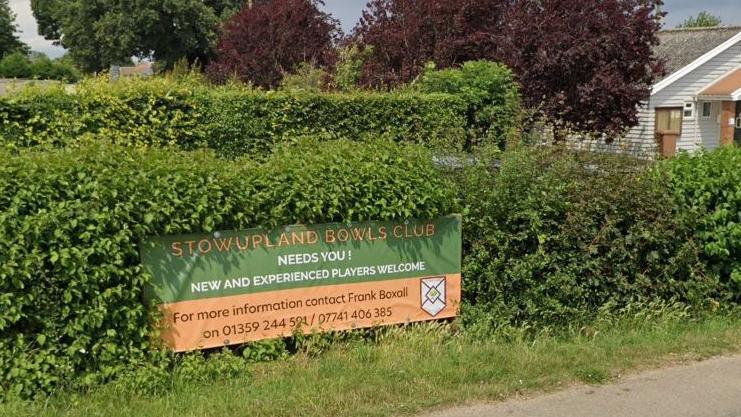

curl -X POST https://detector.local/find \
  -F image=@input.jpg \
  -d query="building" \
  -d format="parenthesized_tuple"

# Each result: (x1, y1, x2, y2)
(579, 26, 741, 157)
(110, 62, 154, 80)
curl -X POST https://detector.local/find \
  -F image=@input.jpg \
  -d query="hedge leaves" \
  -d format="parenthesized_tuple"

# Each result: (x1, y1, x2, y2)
(0, 138, 455, 398)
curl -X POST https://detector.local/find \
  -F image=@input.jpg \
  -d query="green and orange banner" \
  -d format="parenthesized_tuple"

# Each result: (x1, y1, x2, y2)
(141, 215, 462, 352)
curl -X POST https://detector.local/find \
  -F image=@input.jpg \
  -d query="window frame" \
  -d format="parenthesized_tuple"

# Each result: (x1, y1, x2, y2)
(701, 102, 712, 119)
(655, 107, 683, 135)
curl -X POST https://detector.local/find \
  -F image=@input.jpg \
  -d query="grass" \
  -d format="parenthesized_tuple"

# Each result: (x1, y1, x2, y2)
(4, 309, 741, 417)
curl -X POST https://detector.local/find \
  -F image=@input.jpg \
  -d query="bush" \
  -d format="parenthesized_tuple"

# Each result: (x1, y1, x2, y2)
(0, 138, 456, 398)
(416, 61, 521, 150)
(279, 63, 329, 93)
(333, 44, 373, 92)
(29, 55, 80, 83)
(0, 52, 80, 82)
(0, 76, 467, 157)
(456, 146, 715, 328)
(663, 147, 741, 300)
(0, 52, 32, 79)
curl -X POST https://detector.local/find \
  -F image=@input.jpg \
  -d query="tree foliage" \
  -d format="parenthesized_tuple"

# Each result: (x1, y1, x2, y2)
(353, 0, 665, 136)
(0, 51, 31, 78)
(333, 44, 374, 92)
(30, 0, 246, 73)
(279, 63, 329, 93)
(0, 0, 28, 58)
(0, 51, 80, 81)
(207, 0, 340, 88)
(30, 0, 60, 40)
(678, 11, 722, 28)
(353, 0, 508, 87)
(501, 0, 664, 136)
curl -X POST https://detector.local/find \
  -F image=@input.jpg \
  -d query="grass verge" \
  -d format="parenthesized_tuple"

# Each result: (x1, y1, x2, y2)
(4, 310, 741, 417)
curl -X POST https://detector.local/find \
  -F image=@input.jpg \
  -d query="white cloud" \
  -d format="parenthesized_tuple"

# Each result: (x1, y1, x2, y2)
(8, 0, 65, 57)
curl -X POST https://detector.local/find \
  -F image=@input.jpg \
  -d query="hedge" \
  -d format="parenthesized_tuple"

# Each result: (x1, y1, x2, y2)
(663, 147, 741, 301)
(456, 147, 722, 329)
(1, 123, 736, 398)
(0, 138, 456, 398)
(0, 77, 468, 157)
(416, 61, 521, 150)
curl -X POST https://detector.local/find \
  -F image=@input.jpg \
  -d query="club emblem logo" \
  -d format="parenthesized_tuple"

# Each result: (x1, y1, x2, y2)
(420, 276, 447, 317)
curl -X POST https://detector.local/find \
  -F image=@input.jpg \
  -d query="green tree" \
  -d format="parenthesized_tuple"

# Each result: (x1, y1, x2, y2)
(31, 0, 247, 73)
(27, 52, 80, 82)
(0, 0, 28, 57)
(0, 50, 80, 81)
(280, 62, 328, 93)
(678, 11, 722, 28)
(333, 44, 373, 91)
(30, 0, 61, 40)
(0, 51, 33, 78)
(206, 0, 250, 18)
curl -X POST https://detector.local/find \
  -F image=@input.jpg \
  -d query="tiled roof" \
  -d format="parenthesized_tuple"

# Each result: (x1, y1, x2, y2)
(699, 67, 741, 96)
(656, 26, 741, 75)
(119, 63, 154, 77)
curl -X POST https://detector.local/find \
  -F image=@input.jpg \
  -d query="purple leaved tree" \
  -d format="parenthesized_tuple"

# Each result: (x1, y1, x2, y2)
(207, 0, 340, 88)
(353, 0, 665, 137)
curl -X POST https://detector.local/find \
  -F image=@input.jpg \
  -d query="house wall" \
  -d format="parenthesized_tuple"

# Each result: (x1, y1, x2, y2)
(696, 100, 722, 149)
(572, 35, 741, 156)
(567, 104, 656, 157)
(620, 104, 657, 156)
(650, 40, 741, 152)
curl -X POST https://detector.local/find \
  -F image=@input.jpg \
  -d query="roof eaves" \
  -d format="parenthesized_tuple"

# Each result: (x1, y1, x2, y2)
(733, 87, 741, 100)
(659, 26, 741, 33)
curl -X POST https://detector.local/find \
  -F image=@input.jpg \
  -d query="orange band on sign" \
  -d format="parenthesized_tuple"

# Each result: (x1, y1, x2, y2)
(159, 274, 461, 352)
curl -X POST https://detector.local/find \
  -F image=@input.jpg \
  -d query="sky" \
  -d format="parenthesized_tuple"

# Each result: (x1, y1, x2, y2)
(8, 0, 741, 59)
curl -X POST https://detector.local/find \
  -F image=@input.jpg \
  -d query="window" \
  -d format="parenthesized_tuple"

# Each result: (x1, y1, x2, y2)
(656, 108, 682, 134)
(701, 102, 712, 119)
(683, 102, 695, 118)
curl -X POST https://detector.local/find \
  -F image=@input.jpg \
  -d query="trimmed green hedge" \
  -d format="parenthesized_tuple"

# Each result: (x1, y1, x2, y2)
(0, 138, 456, 398)
(0, 77, 467, 157)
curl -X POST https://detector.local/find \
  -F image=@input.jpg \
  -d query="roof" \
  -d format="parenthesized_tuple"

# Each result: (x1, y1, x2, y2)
(656, 26, 741, 75)
(699, 67, 741, 100)
(119, 63, 154, 77)
(652, 26, 741, 95)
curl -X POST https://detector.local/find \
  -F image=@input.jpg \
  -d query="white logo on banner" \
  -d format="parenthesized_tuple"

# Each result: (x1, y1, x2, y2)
(421, 276, 446, 316)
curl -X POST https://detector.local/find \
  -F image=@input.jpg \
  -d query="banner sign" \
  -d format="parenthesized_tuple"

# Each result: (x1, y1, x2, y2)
(141, 215, 462, 352)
